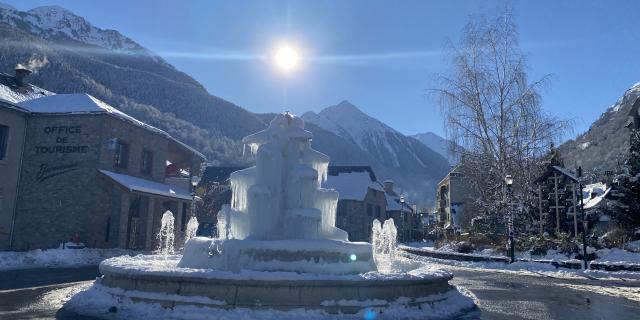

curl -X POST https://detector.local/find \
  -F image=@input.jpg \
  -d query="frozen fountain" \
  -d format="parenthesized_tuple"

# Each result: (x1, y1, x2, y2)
(65, 113, 474, 319)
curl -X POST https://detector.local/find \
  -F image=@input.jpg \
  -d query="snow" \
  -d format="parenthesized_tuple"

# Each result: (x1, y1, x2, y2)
(99, 170, 192, 200)
(0, 4, 154, 55)
(64, 281, 475, 320)
(0, 82, 53, 103)
(324, 171, 375, 201)
(0, 247, 134, 271)
(582, 182, 610, 209)
(385, 193, 403, 211)
(102, 253, 450, 282)
(579, 141, 591, 150)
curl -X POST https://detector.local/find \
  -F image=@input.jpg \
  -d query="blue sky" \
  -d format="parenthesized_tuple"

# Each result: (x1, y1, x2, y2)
(6, 0, 640, 139)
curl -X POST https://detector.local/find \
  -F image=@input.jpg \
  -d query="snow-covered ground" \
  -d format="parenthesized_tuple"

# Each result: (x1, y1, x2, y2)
(403, 242, 640, 267)
(0, 248, 137, 271)
(402, 251, 640, 282)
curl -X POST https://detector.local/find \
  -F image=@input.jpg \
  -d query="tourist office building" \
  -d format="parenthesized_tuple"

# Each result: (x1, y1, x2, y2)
(0, 94, 205, 251)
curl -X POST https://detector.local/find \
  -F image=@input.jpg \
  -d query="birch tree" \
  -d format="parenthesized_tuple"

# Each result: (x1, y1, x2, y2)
(434, 10, 569, 234)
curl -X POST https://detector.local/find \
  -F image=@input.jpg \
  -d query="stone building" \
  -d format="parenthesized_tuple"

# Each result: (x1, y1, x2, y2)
(381, 180, 417, 242)
(324, 166, 387, 242)
(435, 165, 476, 234)
(0, 94, 205, 250)
(0, 100, 29, 249)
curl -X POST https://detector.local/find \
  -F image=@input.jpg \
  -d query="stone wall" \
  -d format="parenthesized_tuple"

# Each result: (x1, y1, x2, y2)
(336, 188, 387, 242)
(0, 107, 27, 250)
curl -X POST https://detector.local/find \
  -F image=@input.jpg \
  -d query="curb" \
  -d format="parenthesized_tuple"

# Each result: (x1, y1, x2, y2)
(401, 247, 640, 272)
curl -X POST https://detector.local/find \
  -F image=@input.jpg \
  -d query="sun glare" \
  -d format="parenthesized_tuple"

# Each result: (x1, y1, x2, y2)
(274, 45, 300, 72)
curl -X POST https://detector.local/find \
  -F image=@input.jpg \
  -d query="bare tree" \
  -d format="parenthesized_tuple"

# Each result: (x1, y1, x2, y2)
(433, 10, 569, 233)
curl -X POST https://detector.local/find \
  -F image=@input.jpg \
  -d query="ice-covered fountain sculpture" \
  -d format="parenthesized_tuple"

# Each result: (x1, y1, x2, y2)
(178, 112, 375, 274)
(66, 113, 474, 319)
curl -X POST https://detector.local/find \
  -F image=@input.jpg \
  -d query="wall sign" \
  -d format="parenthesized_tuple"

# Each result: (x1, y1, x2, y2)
(36, 163, 79, 182)
(34, 125, 89, 154)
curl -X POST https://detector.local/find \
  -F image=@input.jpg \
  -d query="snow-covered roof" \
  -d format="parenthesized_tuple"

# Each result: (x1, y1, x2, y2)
(18, 94, 205, 160)
(324, 171, 375, 201)
(99, 169, 192, 200)
(0, 78, 53, 103)
(583, 182, 611, 210)
(385, 193, 403, 211)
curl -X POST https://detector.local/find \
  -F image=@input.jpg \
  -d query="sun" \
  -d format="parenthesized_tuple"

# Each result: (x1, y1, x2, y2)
(274, 45, 300, 72)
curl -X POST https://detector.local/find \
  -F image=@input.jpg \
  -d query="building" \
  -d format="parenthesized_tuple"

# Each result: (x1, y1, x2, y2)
(381, 180, 418, 242)
(435, 166, 477, 234)
(324, 166, 387, 242)
(0, 93, 205, 250)
(0, 100, 29, 249)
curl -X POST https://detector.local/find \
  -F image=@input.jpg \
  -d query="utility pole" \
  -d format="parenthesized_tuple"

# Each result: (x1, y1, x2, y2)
(571, 183, 578, 239)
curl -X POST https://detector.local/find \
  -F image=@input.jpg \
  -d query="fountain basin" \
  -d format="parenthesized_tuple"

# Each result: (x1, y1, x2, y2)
(96, 254, 457, 315)
(178, 237, 376, 274)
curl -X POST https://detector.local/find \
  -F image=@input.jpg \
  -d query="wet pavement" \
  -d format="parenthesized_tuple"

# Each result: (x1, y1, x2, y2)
(0, 264, 638, 319)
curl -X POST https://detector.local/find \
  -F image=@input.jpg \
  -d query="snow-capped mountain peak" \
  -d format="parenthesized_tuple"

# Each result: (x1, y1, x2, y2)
(411, 131, 459, 164)
(0, 3, 157, 57)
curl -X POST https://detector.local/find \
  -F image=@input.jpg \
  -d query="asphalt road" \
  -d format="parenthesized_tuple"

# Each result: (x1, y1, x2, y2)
(0, 264, 638, 319)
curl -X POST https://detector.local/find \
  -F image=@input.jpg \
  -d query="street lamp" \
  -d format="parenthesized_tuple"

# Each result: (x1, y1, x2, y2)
(190, 175, 201, 220)
(505, 175, 515, 263)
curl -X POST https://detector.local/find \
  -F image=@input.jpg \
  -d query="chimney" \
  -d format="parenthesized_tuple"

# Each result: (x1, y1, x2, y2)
(383, 180, 394, 194)
(14, 68, 32, 87)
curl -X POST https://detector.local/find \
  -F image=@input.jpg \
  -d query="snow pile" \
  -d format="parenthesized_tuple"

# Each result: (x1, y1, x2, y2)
(595, 248, 640, 266)
(0, 248, 134, 271)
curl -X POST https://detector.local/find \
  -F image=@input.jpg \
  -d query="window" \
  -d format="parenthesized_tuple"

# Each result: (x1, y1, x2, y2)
(375, 205, 381, 218)
(141, 149, 153, 174)
(114, 140, 129, 168)
(0, 124, 8, 160)
(366, 203, 373, 216)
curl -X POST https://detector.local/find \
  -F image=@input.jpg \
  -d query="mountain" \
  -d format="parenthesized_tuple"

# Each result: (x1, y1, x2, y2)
(558, 82, 640, 174)
(303, 101, 451, 205)
(0, 3, 448, 205)
(0, 3, 266, 164)
(411, 132, 459, 164)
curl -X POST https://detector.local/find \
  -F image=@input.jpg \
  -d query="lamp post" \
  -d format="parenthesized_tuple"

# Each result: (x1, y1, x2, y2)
(505, 175, 515, 263)
(190, 175, 201, 220)
(400, 194, 406, 242)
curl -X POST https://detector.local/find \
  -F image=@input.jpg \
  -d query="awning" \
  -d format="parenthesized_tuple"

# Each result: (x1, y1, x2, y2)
(99, 169, 192, 200)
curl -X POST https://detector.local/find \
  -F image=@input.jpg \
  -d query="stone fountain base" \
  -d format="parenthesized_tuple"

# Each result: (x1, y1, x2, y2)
(98, 266, 454, 314)
(78, 254, 472, 318)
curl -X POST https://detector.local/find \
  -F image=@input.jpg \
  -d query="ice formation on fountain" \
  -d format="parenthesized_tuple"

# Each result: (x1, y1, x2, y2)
(217, 112, 347, 241)
(179, 113, 375, 274)
(157, 210, 175, 256)
(371, 218, 398, 273)
(184, 216, 199, 242)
